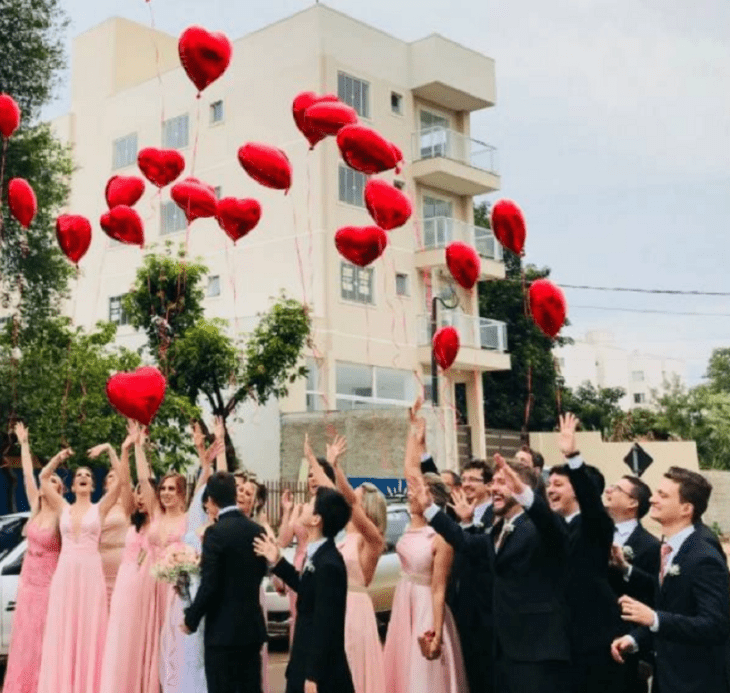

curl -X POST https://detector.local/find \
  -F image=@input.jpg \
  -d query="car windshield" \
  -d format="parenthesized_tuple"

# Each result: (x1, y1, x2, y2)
(0, 516, 28, 562)
(385, 509, 410, 552)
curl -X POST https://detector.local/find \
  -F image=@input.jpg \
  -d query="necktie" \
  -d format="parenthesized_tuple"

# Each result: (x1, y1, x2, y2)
(659, 542, 672, 585)
(494, 521, 510, 552)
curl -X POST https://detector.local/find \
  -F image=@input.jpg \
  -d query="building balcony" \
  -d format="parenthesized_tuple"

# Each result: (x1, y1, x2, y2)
(410, 128, 500, 196)
(415, 217, 505, 280)
(417, 311, 511, 372)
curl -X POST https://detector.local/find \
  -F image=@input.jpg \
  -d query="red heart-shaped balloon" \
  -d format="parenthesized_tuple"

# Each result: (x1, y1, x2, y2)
(178, 26, 232, 93)
(529, 279, 567, 338)
(292, 92, 339, 148)
(137, 148, 185, 188)
(433, 326, 460, 370)
(337, 125, 401, 174)
(105, 175, 145, 208)
(171, 177, 218, 223)
(304, 102, 358, 140)
(100, 205, 144, 246)
(446, 242, 481, 290)
(237, 143, 292, 193)
(364, 179, 412, 230)
(216, 197, 261, 243)
(0, 95, 20, 138)
(335, 226, 388, 267)
(56, 214, 92, 265)
(8, 178, 37, 228)
(106, 366, 166, 426)
(490, 199, 526, 256)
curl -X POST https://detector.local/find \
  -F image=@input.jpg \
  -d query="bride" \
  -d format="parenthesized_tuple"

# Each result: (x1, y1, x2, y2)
(159, 418, 226, 693)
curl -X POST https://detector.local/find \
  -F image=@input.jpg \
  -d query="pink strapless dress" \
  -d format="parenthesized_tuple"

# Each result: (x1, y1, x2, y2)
(137, 513, 187, 693)
(3, 522, 60, 693)
(37, 504, 109, 693)
(99, 524, 147, 693)
(99, 503, 130, 604)
(338, 532, 386, 693)
(383, 525, 467, 693)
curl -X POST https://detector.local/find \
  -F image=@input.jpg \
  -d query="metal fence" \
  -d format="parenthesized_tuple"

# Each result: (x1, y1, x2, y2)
(263, 480, 310, 531)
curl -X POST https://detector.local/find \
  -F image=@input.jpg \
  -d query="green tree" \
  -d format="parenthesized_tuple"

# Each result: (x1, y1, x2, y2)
(475, 202, 571, 432)
(561, 382, 626, 437)
(125, 248, 312, 470)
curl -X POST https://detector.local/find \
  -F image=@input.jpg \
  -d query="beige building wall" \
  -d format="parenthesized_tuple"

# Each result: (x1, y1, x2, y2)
(51, 5, 508, 477)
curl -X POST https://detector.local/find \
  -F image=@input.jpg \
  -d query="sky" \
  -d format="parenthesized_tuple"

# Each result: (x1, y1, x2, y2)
(48, 0, 730, 385)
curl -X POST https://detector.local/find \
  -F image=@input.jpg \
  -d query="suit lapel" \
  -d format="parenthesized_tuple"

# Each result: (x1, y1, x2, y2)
(660, 529, 696, 596)
(495, 513, 528, 559)
(626, 523, 642, 550)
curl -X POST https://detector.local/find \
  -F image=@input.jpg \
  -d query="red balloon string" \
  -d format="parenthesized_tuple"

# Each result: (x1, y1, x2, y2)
(291, 204, 308, 307)
(363, 300, 372, 365)
(522, 361, 534, 435)
(146, 0, 166, 123)
(382, 249, 404, 369)
(306, 157, 315, 303)
(521, 266, 530, 319)
(0, 138, 8, 241)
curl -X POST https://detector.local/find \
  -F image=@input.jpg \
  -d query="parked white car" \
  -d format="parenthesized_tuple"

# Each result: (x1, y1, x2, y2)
(0, 512, 31, 658)
(264, 502, 410, 639)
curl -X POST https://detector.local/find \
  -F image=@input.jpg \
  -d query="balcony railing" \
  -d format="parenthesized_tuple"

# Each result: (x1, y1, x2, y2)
(412, 127, 499, 175)
(418, 311, 508, 352)
(421, 217, 503, 261)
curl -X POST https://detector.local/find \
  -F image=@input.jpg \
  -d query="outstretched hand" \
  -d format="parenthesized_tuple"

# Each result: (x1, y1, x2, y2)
(281, 489, 294, 513)
(87, 444, 112, 460)
(449, 488, 476, 523)
(326, 435, 347, 467)
(191, 421, 205, 451)
(213, 416, 225, 441)
(253, 533, 280, 565)
(50, 448, 74, 467)
(204, 439, 224, 466)
(494, 454, 525, 496)
(14, 422, 28, 445)
(124, 420, 140, 449)
(557, 413, 579, 457)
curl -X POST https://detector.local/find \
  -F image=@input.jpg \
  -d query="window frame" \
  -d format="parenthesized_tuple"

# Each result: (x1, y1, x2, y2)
(390, 91, 403, 116)
(340, 262, 375, 305)
(395, 272, 410, 297)
(111, 133, 138, 170)
(335, 362, 415, 410)
(337, 71, 371, 119)
(207, 275, 221, 298)
(338, 164, 367, 207)
(210, 100, 224, 125)
(160, 200, 188, 236)
(161, 113, 190, 150)
(109, 295, 130, 326)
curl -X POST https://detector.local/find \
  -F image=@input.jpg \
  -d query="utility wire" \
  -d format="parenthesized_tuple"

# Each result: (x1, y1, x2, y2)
(570, 305, 730, 317)
(500, 279, 730, 297)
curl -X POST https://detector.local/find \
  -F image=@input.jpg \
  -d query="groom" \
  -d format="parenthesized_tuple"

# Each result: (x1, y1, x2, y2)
(183, 471, 268, 693)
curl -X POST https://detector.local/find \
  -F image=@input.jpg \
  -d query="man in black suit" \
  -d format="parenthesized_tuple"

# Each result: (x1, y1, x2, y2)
(613, 466, 730, 693)
(414, 455, 570, 693)
(184, 471, 269, 693)
(255, 487, 354, 693)
(446, 460, 495, 693)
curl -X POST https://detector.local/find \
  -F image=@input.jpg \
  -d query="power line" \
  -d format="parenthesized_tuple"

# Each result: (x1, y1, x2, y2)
(570, 305, 730, 317)
(500, 279, 730, 297)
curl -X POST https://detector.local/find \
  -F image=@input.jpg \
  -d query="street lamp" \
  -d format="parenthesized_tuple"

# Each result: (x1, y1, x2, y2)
(431, 285, 460, 407)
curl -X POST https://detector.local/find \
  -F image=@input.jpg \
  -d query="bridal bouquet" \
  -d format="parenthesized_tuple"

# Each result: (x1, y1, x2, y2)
(151, 543, 200, 603)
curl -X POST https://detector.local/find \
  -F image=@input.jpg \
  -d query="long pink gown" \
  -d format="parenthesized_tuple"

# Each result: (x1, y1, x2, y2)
(99, 503, 130, 604)
(137, 513, 187, 693)
(383, 525, 467, 693)
(37, 504, 109, 693)
(3, 523, 60, 693)
(338, 532, 386, 693)
(99, 524, 148, 693)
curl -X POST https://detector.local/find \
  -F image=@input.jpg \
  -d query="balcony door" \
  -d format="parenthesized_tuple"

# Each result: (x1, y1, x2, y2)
(420, 109, 450, 158)
(423, 195, 453, 249)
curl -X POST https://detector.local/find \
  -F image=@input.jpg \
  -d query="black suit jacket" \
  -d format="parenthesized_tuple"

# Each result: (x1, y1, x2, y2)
(632, 529, 730, 693)
(564, 463, 623, 655)
(431, 492, 570, 663)
(273, 539, 354, 693)
(184, 509, 268, 648)
(608, 523, 661, 607)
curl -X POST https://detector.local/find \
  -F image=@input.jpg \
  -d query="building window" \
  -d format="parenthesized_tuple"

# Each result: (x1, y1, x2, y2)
(306, 357, 325, 412)
(335, 362, 415, 409)
(162, 114, 189, 149)
(338, 165, 366, 206)
(213, 186, 222, 199)
(557, 357, 566, 368)
(160, 201, 187, 235)
(395, 273, 409, 297)
(393, 180, 405, 190)
(109, 295, 129, 326)
(634, 393, 645, 404)
(337, 72, 370, 118)
(391, 92, 403, 115)
(210, 100, 224, 124)
(632, 370, 645, 382)
(341, 263, 374, 304)
(207, 276, 221, 298)
(112, 133, 138, 170)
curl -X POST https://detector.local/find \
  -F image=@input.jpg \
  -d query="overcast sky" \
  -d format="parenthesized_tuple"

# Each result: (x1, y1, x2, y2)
(49, 0, 730, 385)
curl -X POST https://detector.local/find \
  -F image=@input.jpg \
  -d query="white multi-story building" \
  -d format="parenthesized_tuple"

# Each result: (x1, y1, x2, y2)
(555, 331, 686, 410)
(50, 5, 511, 476)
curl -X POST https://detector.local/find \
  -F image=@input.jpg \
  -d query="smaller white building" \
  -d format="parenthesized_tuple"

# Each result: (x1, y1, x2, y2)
(554, 331, 686, 410)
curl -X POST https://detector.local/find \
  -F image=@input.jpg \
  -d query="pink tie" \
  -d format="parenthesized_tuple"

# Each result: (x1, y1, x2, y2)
(659, 543, 672, 584)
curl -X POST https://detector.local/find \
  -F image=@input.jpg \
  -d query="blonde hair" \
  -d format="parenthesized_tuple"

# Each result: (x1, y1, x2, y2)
(359, 482, 387, 535)
(423, 472, 451, 509)
(24, 473, 65, 537)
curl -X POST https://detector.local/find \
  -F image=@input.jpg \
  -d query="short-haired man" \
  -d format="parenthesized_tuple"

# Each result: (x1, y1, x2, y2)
(613, 467, 730, 693)
(255, 487, 354, 693)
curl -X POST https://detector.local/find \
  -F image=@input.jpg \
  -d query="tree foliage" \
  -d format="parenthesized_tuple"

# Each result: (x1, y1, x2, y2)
(476, 202, 571, 431)
(561, 382, 626, 437)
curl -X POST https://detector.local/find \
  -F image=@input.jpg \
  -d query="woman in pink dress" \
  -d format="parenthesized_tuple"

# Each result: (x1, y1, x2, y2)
(135, 425, 191, 693)
(99, 462, 133, 603)
(383, 415, 467, 693)
(99, 421, 152, 693)
(307, 434, 388, 693)
(3, 423, 63, 693)
(37, 443, 124, 693)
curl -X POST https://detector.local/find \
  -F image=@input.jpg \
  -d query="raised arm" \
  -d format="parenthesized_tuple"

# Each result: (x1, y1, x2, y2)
(213, 416, 227, 473)
(15, 423, 38, 512)
(118, 423, 137, 517)
(88, 443, 122, 521)
(277, 490, 296, 548)
(39, 448, 74, 514)
(134, 424, 159, 517)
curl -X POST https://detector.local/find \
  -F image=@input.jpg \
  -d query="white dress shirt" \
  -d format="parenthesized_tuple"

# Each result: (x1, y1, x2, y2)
(614, 519, 638, 547)
(217, 505, 239, 518)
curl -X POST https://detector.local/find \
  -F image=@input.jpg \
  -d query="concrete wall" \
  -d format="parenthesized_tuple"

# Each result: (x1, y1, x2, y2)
(701, 470, 730, 534)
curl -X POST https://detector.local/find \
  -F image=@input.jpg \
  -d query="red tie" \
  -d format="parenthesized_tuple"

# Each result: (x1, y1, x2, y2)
(659, 543, 672, 585)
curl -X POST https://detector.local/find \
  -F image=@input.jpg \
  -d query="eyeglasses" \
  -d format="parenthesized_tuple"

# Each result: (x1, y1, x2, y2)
(606, 484, 633, 498)
(461, 476, 485, 484)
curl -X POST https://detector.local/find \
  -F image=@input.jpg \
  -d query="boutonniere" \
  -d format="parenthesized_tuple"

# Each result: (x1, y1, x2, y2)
(666, 564, 680, 577)
(503, 522, 515, 536)
(303, 559, 315, 574)
(622, 545, 635, 562)
(474, 521, 484, 530)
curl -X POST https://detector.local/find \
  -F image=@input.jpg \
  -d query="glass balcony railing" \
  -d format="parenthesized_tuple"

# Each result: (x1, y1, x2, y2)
(418, 311, 508, 353)
(412, 127, 499, 175)
(420, 217, 503, 261)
